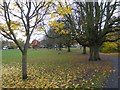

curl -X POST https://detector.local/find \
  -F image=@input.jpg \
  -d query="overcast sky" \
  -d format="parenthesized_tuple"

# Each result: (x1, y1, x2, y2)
(0, 0, 119, 42)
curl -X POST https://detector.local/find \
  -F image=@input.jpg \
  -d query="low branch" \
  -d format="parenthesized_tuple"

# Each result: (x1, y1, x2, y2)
(0, 32, 13, 40)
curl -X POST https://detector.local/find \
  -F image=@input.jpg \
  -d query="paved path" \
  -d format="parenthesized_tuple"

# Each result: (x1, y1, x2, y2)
(71, 50, 119, 88)
(100, 53, 119, 88)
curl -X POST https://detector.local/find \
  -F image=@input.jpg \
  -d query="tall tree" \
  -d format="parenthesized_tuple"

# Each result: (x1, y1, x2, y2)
(50, 1, 88, 54)
(75, 1, 120, 61)
(0, 0, 51, 80)
(55, 0, 120, 61)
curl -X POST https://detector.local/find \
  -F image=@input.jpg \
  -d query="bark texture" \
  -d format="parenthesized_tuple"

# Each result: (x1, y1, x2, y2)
(22, 51, 27, 80)
(89, 46, 101, 61)
(67, 46, 71, 52)
(83, 46, 86, 54)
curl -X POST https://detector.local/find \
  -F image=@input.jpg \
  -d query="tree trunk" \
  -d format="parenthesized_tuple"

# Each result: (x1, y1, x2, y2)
(89, 45, 101, 61)
(59, 46, 62, 51)
(83, 46, 86, 54)
(94, 45, 101, 60)
(89, 46, 94, 61)
(22, 51, 27, 80)
(67, 46, 71, 52)
(58, 43, 62, 51)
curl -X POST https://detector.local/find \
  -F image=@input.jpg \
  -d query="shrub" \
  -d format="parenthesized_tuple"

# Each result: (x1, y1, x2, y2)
(100, 42, 118, 53)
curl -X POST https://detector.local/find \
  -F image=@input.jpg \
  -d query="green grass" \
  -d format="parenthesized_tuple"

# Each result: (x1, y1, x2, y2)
(2, 48, 82, 65)
(2, 48, 112, 88)
(63, 47, 89, 52)
(2, 49, 21, 64)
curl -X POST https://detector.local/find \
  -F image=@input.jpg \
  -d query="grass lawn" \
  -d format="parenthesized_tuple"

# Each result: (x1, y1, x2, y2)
(2, 49, 112, 88)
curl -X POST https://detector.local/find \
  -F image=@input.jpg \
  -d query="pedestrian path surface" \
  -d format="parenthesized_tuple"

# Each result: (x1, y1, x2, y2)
(100, 54, 119, 88)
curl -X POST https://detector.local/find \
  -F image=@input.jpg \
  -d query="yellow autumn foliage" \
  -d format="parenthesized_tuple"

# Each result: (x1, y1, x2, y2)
(60, 29, 66, 34)
(36, 26, 44, 31)
(11, 21, 20, 30)
(57, 5, 72, 16)
(49, 20, 64, 27)
(59, 22, 64, 28)
(50, 13, 59, 18)
(49, 20, 58, 27)
(104, 42, 117, 48)
(2, 60, 112, 88)
(54, 27, 59, 33)
(49, 20, 67, 35)
(48, 20, 69, 35)
(100, 42, 118, 53)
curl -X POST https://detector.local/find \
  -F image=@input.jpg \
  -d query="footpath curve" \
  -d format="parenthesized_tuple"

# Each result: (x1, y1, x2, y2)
(100, 53, 119, 88)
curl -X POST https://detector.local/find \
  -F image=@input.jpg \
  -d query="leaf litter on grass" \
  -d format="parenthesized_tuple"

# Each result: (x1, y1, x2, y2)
(2, 60, 112, 88)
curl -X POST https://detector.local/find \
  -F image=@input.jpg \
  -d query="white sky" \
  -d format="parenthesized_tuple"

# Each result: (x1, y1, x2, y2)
(0, 0, 119, 43)
(0, 0, 48, 42)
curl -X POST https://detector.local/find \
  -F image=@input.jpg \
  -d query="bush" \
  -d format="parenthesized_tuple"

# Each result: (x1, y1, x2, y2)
(100, 42, 118, 53)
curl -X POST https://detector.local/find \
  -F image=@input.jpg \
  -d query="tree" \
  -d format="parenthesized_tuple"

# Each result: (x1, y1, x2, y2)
(44, 26, 62, 50)
(0, 0, 51, 80)
(44, 2, 74, 52)
(44, 17, 70, 51)
(55, 1, 120, 61)
(75, 1, 120, 61)
(49, 1, 88, 54)
(49, 19, 75, 52)
(100, 42, 118, 53)
(100, 31, 120, 52)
